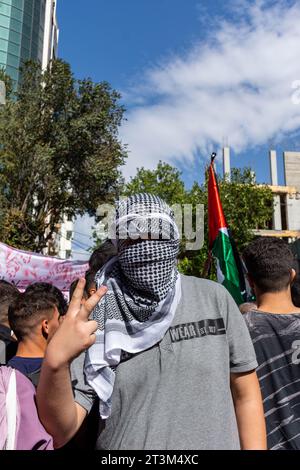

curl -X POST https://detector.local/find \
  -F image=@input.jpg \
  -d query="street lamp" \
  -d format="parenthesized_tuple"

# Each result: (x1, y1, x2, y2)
(0, 80, 6, 105)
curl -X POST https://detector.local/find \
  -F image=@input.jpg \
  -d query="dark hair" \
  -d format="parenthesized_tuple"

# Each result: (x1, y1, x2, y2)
(0, 280, 19, 325)
(85, 270, 96, 297)
(69, 272, 96, 302)
(89, 240, 117, 273)
(8, 290, 58, 341)
(243, 237, 296, 293)
(292, 273, 300, 307)
(25, 283, 68, 316)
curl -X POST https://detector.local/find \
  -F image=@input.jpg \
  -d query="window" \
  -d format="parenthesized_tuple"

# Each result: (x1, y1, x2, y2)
(5, 65, 18, 80)
(9, 30, 21, 45)
(0, 4, 12, 17)
(12, 0, 24, 10)
(21, 36, 30, 50)
(0, 39, 8, 53)
(11, 6, 23, 21)
(8, 41, 20, 56)
(22, 23, 32, 38)
(0, 50, 7, 62)
(67, 214, 73, 222)
(24, 0, 33, 13)
(20, 46, 30, 60)
(23, 13, 33, 27)
(0, 26, 10, 41)
(10, 18, 22, 33)
(7, 54, 20, 69)
(7, 53, 19, 68)
(65, 250, 72, 260)
(31, 43, 38, 58)
(0, 15, 10, 29)
(66, 231, 73, 241)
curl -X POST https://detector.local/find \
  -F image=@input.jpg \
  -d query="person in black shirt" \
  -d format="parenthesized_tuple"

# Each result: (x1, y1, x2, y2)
(0, 280, 19, 363)
(243, 237, 300, 450)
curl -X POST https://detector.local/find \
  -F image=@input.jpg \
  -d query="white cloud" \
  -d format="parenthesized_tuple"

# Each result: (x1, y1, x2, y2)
(120, 0, 300, 179)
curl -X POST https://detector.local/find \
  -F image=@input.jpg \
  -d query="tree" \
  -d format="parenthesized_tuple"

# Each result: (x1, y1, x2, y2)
(219, 168, 274, 250)
(0, 60, 127, 252)
(0, 67, 13, 99)
(124, 162, 274, 277)
(123, 161, 186, 204)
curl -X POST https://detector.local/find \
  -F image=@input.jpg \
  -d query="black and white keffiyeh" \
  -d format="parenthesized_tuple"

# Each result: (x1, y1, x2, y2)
(84, 193, 181, 418)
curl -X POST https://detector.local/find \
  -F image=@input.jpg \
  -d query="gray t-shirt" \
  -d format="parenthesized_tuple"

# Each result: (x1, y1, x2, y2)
(71, 274, 257, 450)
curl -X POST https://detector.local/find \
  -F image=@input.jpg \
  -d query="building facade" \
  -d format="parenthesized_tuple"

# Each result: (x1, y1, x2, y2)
(222, 147, 300, 241)
(0, 1, 74, 259)
(57, 215, 74, 260)
(0, 0, 58, 87)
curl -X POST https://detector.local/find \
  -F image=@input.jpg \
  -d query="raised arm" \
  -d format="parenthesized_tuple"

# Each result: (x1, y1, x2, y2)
(36, 278, 107, 448)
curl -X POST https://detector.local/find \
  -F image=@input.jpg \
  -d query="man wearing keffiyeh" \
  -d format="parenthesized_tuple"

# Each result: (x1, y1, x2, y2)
(85, 194, 182, 418)
(37, 193, 267, 450)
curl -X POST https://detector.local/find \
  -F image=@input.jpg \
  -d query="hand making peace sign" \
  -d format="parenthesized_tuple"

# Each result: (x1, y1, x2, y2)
(46, 278, 107, 368)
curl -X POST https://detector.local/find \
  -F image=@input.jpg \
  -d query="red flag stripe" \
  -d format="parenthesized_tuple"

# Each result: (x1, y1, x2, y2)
(208, 162, 228, 249)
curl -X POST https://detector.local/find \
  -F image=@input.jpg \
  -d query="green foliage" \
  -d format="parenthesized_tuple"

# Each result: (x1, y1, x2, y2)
(0, 59, 126, 252)
(123, 161, 186, 204)
(124, 162, 274, 277)
(219, 168, 273, 250)
(0, 68, 13, 99)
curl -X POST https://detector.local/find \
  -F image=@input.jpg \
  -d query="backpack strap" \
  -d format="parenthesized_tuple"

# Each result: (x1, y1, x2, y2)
(25, 368, 41, 388)
(0, 340, 6, 364)
(5, 368, 18, 450)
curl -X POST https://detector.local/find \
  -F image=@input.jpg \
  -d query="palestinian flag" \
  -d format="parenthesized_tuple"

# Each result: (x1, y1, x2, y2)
(208, 154, 246, 305)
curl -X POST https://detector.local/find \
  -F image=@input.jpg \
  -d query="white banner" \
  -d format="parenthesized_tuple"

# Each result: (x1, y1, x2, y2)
(0, 242, 88, 293)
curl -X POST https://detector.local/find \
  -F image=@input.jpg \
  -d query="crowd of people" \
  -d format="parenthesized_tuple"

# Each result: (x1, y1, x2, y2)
(1, 193, 300, 450)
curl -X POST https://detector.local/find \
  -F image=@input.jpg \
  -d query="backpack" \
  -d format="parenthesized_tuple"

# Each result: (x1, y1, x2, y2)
(0, 333, 17, 364)
(0, 366, 53, 450)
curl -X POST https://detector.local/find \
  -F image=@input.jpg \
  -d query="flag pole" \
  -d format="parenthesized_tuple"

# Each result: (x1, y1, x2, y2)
(202, 152, 217, 279)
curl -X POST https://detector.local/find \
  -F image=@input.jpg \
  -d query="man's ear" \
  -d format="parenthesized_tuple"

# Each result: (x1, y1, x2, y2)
(41, 318, 49, 336)
(291, 268, 297, 284)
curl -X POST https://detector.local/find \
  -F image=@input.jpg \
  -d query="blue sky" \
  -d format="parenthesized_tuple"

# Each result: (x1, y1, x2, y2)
(58, 0, 225, 96)
(57, 0, 300, 257)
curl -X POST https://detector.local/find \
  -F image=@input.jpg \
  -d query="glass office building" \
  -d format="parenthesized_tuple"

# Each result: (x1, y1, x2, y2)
(0, 0, 56, 87)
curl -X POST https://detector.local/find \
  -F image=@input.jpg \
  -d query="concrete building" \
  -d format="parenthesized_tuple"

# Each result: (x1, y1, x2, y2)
(42, 0, 58, 70)
(57, 215, 73, 260)
(0, 0, 58, 88)
(222, 148, 300, 241)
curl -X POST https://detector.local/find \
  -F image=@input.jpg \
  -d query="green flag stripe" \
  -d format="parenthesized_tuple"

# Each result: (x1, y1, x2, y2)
(212, 230, 244, 305)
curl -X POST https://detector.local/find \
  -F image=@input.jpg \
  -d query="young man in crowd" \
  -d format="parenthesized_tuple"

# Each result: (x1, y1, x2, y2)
(292, 277, 300, 307)
(0, 280, 18, 363)
(88, 239, 117, 273)
(7, 283, 67, 382)
(36, 194, 266, 450)
(69, 242, 116, 303)
(25, 283, 68, 317)
(243, 237, 300, 449)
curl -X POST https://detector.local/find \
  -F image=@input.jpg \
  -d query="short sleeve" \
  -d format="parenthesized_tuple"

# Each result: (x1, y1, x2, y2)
(70, 352, 97, 413)
(222, 289, 258, 373)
